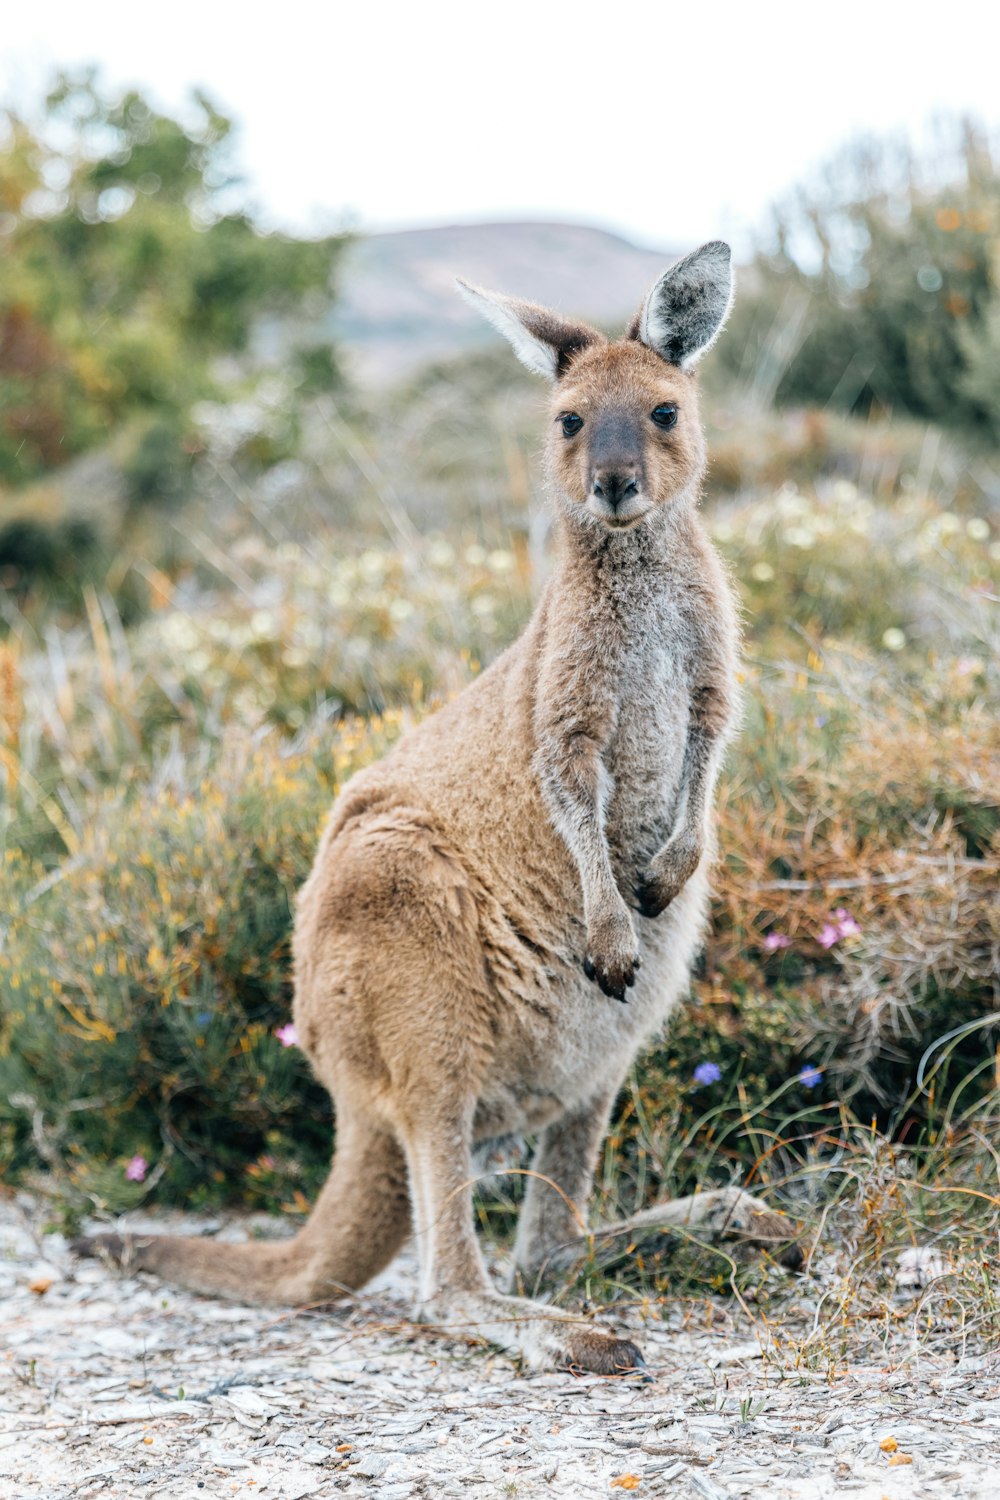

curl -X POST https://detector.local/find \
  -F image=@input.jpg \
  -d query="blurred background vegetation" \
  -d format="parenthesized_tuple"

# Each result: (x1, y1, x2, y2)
(0, 72, 344, 607)
(0, 78, 997, 1279)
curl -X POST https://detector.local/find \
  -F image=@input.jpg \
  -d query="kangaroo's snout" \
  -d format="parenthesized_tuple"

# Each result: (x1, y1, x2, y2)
(592, 471, 639, 509)
(589, 460, 648, 528)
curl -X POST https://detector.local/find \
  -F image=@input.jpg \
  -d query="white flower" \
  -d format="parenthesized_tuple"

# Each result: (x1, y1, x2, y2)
(250, 611, 277, 640)
(161, 615, 200, 652)
(832, 479, 858, 503)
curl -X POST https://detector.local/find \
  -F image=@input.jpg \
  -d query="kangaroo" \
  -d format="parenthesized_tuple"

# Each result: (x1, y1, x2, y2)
(76, 242, 800, 1375)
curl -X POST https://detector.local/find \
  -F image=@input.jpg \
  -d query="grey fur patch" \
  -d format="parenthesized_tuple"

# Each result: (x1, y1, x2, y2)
(637, 241, 734, 370)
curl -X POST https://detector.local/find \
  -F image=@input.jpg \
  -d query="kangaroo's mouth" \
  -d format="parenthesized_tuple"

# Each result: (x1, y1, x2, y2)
(589, 498, 652, 530)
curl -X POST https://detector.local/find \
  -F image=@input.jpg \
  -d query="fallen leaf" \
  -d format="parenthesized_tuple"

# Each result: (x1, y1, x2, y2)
(888, 1454, 913, 1467)
(879, 1436, 898, 1453)
(28, 1277, 52, 1296)
(610, 1478, 641, 1492)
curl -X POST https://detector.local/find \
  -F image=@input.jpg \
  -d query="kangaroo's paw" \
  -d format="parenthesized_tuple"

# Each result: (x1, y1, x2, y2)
(583, 905, 641, 1002)
(635, 838, 702, 918)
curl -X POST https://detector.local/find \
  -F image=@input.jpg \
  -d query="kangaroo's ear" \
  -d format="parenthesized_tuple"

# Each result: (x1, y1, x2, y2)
(456, 280, 601, 381)
(633, 241, 734, 370)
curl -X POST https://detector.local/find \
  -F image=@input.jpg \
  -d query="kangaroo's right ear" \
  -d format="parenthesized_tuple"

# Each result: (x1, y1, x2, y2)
(633, 241, 734, 370)
(457, 280, 601, 381)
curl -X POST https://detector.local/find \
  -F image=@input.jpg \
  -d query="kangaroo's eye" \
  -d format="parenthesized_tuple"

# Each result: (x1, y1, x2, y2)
(651, 404, 678, 429)
(561, 413, 584, 437)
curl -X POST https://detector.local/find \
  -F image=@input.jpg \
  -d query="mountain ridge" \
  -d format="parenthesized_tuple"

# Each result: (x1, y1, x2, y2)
(325, 220, 680, 383)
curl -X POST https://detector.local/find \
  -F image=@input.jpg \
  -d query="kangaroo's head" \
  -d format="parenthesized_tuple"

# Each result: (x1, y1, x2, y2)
(458, 242, 732, 530)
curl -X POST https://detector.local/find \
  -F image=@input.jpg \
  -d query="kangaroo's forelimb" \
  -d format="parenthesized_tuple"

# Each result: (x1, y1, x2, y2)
(533, 657, 639, 1000)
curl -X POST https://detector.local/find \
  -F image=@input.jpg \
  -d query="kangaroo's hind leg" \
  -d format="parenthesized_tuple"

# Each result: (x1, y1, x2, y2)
(519, 1183, 804, 1285)
(509, 1086, 620, 1296)
(297, 810, 646, 1375)
(399, 1090, 646, 1375)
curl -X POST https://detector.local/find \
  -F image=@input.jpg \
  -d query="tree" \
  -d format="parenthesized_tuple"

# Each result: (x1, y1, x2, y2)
(719, 121, 1000, 442)
(0, 71, 345, 488)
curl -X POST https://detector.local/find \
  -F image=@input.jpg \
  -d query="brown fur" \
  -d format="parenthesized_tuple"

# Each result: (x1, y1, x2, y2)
(76, 247, 800, 1374)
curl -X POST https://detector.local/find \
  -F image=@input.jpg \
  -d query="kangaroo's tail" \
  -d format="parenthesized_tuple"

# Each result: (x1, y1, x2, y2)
(72, 1121, 409, 1304)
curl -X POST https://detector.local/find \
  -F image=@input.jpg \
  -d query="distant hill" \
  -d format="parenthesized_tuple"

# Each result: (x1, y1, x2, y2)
(326, 221, 678, 385)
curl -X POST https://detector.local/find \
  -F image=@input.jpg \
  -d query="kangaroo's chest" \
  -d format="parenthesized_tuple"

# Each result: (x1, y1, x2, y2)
(604, 597, 692, 867)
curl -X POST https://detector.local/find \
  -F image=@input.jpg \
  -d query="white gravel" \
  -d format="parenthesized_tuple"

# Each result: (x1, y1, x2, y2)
(3, 1191, 1000, 1499)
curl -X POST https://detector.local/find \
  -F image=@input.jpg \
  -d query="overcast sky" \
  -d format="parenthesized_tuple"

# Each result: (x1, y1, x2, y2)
(3, 1, 997, 253)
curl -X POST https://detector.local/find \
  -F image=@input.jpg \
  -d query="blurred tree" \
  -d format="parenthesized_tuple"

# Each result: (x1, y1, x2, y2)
(0, 70, 345, 490)
(719, 121, 1000, 441)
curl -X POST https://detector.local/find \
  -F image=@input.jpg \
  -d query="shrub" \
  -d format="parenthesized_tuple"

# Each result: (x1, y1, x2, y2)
(0, 713, 404, 1210)
(3, 535, 531, 864)
(0, 71, 344, 517)
(718, 122, 1000, 441)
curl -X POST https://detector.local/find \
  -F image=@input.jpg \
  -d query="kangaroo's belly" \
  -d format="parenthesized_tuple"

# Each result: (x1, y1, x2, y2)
(472, 860, 710, 1139)
(605, 647, 691, 875)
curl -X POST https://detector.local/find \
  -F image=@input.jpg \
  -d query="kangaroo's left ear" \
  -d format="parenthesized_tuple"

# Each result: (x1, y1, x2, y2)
(457, 280, 601, 381)
(632, 241, 734, 370)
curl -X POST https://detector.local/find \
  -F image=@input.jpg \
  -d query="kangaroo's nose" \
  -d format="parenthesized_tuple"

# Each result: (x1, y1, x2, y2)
(592, 472, 639, 510)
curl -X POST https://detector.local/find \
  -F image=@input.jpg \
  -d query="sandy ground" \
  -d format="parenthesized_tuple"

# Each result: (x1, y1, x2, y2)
(3, 1191, 1000, 1500)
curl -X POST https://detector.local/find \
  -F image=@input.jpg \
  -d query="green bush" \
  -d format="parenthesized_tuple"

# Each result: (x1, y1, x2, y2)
(719, 122, 1000, 441)
(0, 72, 344, 495)
(0, 712, 404, 1210)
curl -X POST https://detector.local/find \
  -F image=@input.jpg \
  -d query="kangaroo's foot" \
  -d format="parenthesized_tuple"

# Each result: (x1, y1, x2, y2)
(517, 1185, 804, 1290)
(421, 1287, 646, 1376)
(401, 1074, 647, 1377)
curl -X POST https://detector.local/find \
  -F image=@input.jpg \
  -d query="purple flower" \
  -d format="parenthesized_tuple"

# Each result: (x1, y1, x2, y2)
(275, 1023, 299, 1048)
(762, 932, 791, 952)
(818, 909, 862, 948)
(833, 908, 861, 938)
(125, 1155, 148, 1183)
(799, 1064, 823, 1089)
(693, 1061, 722, 1086)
